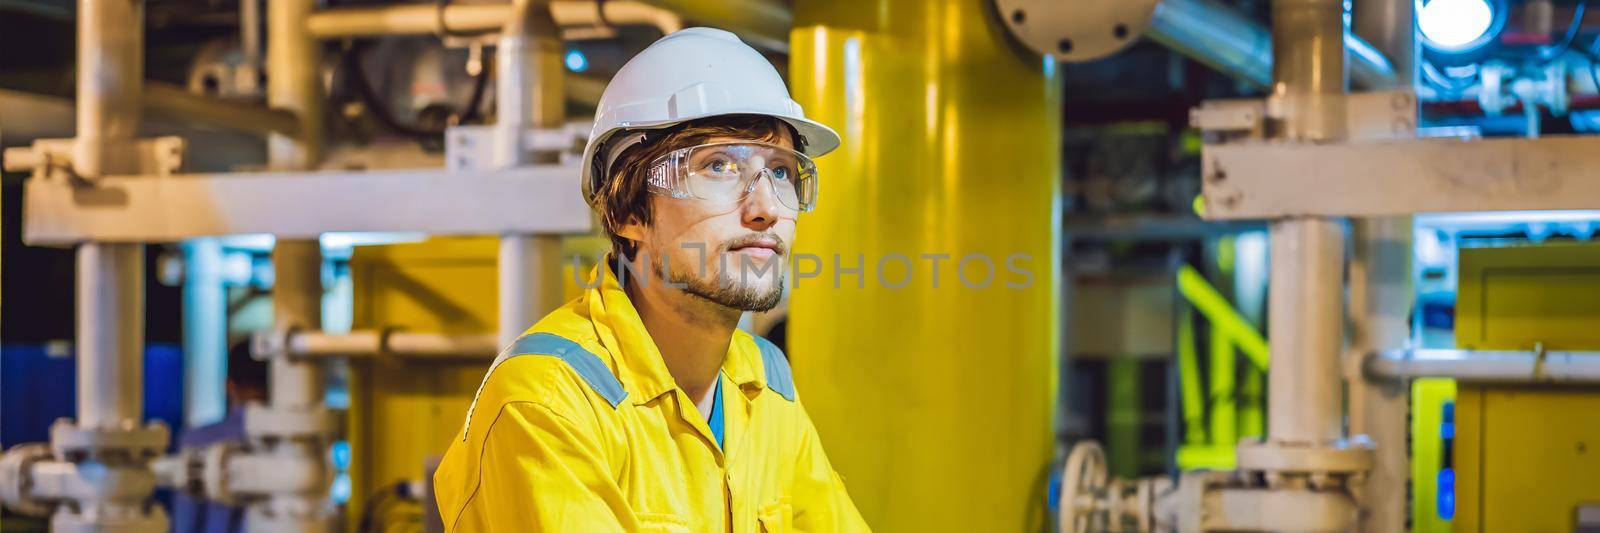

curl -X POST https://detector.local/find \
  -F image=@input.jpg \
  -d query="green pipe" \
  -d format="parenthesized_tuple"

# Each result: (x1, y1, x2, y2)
(1177, 307, 1207, 445)
(1178, 265, 1269, 370)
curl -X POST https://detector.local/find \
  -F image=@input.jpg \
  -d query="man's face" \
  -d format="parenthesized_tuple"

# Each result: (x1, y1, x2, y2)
(629, 132, 798, 312)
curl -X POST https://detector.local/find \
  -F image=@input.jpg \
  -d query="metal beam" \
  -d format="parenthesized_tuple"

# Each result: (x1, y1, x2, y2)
(1202, 135, 1600, 219)
(22, 165, 593, 243)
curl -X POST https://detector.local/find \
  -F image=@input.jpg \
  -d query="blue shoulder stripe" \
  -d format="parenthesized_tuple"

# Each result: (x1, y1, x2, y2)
(751, 335, 796, 401)
(505, 332, 629, 408)
(462, 332, 626, 441)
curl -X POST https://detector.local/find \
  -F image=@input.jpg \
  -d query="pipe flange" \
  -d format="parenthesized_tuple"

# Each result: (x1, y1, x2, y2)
(1234, 439, 1374, 476)
(242, 405, 339, 441)
(252, 327, 294, 361)
(158, 447, 207, 497)
(992, 0, 1160, 62)
(202, 443, 241, 505)
(0, 443, 56, 517)
(49, 419, 170, 460)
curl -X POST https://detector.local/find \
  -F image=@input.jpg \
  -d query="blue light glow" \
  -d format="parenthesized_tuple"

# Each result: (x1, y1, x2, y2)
(1420, 0, 1494, 51)
(1437, 468, 1456, 519)
(565, 49, 589, 73)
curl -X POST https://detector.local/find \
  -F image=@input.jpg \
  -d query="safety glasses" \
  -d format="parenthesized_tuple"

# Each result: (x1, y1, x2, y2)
(645, 141, 818, 212)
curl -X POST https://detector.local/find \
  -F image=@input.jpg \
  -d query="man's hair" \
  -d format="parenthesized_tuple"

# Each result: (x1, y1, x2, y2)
(593, 114, 803, 259)
(227, 340, 268, 393)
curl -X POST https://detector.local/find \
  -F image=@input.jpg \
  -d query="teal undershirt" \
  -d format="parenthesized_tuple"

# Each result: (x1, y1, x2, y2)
(708, 373, 725, 449)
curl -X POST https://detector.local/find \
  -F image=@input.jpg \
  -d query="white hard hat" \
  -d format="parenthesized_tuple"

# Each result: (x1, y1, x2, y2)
(580, 27, 841, 206)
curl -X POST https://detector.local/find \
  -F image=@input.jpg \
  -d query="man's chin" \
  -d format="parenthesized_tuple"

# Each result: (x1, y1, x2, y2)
(681, 276, 784, 312)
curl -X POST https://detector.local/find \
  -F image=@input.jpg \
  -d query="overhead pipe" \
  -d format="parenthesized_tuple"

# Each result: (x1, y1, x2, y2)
(634, 0, 787, 50)
(1147, 0, 1396, 89)
(1367, 348, 1600, 383)
(307, 0, 725, 47)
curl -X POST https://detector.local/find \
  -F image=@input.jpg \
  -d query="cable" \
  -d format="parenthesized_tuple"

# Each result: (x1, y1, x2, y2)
(458, 51, 491, 124)
(1540, 1, 1587, 64)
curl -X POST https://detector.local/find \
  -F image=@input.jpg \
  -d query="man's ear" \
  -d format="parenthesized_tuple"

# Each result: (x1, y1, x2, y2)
(616, 218, 647, 243)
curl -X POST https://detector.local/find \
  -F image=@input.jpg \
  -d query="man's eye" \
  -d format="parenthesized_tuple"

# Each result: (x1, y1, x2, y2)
(771, 167, 790, 181)
(707, 159, 731, 173)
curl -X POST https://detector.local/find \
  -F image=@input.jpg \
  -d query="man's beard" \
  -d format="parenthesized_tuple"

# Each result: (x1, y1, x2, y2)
(659, 254, 784, 312)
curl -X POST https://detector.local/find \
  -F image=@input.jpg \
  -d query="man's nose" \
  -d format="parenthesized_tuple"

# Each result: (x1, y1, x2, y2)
(740, 171, 783, 228)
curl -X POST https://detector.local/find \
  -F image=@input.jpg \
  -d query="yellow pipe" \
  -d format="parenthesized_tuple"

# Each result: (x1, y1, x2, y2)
(787, 1, 1061, 530)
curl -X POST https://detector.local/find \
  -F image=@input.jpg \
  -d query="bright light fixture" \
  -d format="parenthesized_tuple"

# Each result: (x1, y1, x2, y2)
(1419, 0, 1495, 50)
(565, 49, 589, 73)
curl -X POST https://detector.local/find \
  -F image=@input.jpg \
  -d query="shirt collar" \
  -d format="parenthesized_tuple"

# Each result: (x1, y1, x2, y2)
(583, 261, 770, 405)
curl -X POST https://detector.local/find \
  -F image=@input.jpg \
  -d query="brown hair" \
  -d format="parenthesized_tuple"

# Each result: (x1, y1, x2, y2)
(594, 114, 803, 259)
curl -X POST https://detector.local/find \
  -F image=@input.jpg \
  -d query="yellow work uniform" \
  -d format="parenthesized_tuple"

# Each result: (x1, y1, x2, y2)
(433, 266, 868, 532)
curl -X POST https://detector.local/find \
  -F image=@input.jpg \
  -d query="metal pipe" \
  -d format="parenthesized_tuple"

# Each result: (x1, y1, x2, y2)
(1352, 0, 1415, 87)
(552, 0, 683, 36)
(1272, 0, 1348, 142)
(1348, 2, 1415, 531)
(77, 244, 145, 428)
(1265, 218, 1345, 445)
(1147, 0, 1395, 90)
(498, 236, 565, 345)
(1264, 0, 1348, 447)
(305, 1, 683, 42)
(1348, 218, 1412, 533)
(267, 0, 325, 410)
(74, 0, 142, 180)
(182, 239, 228, 428)
(1367, 349, 1600, 383)
(74, 0, 147, 431)
(241, 0, 261, 66)
(59, 0, 168, 528)
(285, 331, 500, 359)
(270, 241, 324, 410)
(497, 0, 567, 347)
(268, 0, 322, 168)
(636, 0, 787, 50)
(264, 0, 333, 527)
(305, 3, 512, 37)
(142, 82, 298, 137)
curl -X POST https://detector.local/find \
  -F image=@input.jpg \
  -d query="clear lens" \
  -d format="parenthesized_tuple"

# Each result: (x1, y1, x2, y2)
(646, 142, 818, 211)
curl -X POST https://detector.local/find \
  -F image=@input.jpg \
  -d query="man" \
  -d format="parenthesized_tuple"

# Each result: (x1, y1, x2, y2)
(433, 27, 868, 532)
